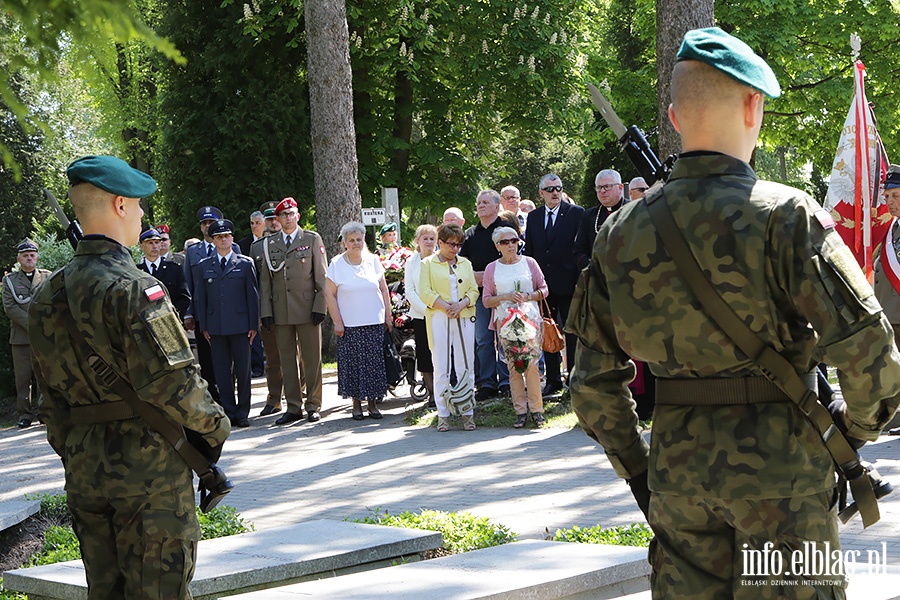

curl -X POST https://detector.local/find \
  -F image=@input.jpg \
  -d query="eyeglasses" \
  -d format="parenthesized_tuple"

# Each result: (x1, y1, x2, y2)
(280, 211, 299, 218)
(541, 185, 563, 193)
(497, 238, 518, 246)
(501, 195, 520, 200)
(631, 187, 649, 192)
(441, 240, 463, 248)
(595, 184, 621, 192)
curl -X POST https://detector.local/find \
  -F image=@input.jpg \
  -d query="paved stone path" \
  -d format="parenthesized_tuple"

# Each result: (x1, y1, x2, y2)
(2, 376, 899, 564)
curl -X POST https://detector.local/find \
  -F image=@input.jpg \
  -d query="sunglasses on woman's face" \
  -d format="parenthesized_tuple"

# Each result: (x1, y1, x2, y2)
(441, 240, 463, 248)
(497, 238, 518, 246)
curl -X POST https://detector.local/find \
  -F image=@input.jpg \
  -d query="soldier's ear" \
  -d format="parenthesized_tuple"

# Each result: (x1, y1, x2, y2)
(667, 103, 681, 133)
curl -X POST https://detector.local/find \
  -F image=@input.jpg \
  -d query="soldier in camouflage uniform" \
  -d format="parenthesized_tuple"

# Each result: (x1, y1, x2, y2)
(29, 155, 230, 599)
(567, 29, 900, 599)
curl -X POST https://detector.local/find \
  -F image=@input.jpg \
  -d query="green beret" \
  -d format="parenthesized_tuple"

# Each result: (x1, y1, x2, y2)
(379, 222, 398, 236)
(676, 27, 781, 98)
(66, 156, 157, 198)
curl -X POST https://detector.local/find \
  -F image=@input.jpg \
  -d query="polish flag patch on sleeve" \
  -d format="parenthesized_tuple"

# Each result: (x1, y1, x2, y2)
(319, 245, 325, 254)
(144, 284, 166, 302)
(814, 209, 836, 230)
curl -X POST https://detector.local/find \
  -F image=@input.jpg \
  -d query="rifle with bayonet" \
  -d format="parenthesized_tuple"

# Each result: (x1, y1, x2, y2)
(586, 82, 892, 527)
(44, 188, 83, 250)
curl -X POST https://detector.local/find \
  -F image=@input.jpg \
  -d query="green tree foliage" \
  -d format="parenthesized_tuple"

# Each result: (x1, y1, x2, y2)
(234, 0, 598, 216)
(717, 2, 900, 185)
(156, 1, 313, 246)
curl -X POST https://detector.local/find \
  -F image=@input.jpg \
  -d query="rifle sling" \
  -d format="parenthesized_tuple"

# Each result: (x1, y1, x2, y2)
(644, 192, 879, 527)
(52, 274, 215, 480)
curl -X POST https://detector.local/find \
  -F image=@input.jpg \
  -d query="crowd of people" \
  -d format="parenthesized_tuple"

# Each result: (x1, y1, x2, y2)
(3, 168, 656, 432)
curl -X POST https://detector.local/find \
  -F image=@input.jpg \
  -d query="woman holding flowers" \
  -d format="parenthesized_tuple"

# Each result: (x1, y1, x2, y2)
(482, 226, 548, 428)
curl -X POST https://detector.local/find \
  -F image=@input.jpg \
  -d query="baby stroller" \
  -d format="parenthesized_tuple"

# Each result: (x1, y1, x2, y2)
(387, 279, 429, 401)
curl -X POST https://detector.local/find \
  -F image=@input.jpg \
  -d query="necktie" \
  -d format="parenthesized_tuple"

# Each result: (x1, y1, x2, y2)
(150, 262, 157, 276)
(221, 257, 227, 270)
(546, 210, 555, 231)
(285, 234, 293, 247)
(206, 243, 214, 257)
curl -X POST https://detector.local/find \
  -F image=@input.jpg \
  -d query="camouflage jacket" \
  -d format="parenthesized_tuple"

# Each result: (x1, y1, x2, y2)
(567, 153, 900, 499)
(29, 236, 230, 496)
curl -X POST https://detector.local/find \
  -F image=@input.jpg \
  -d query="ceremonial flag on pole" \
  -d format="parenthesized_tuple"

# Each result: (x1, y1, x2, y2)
(824, 59, 891, 282)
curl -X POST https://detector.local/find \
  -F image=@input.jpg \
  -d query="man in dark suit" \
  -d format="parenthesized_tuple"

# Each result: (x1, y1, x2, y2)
(137, 227, 190, 319)
(573, 169, 627, 271)
(524, 174, 584, 395)
(194, 219, 259, 427)
(183, 206, 242, 402)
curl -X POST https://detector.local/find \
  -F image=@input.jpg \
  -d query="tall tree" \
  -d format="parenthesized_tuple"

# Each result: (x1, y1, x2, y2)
(305, 0, 362, 261)
(655, 0, 714, 158)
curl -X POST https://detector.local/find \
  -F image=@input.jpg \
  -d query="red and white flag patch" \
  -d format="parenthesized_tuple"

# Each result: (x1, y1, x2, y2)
(814, 209, 836, 230)
(144, 284, 166, 302)
(319, 246, 325, 254)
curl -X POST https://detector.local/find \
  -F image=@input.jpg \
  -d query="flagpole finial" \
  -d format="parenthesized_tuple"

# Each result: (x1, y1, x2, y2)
(851, 33, 861, 60)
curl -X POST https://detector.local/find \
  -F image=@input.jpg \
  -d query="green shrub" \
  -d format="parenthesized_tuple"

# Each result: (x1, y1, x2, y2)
(33, 493, 71, 525)
(198, 505, 254, 539)
(356, 509, 516, 554)
(27, 525, 81, 566)
(553, 522, 653, 547)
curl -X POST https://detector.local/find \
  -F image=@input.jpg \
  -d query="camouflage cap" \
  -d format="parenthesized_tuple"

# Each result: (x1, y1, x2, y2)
(676, 27, 781, 98)
(208, 219, 234, 237)
(886, 165, 900, 190)
(66, 155, 157, 198)
(16, 239, 38, 253)
(139, 228, 162, 243)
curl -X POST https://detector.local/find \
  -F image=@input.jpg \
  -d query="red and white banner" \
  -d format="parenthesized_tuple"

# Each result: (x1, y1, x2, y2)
(824, 60, 891, 282)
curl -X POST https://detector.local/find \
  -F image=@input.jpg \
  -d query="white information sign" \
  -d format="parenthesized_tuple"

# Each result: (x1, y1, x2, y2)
(361, 207, 386, 226)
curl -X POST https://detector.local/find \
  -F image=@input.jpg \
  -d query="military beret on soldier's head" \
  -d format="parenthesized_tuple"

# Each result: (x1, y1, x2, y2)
(16, 239, 38, 253)
(197, 206, 224, 222)
(155, 223, 170, 234)
(275, 197, 298, 215)
(259, 200, 279, 215)
(379, 222, 398, 236)
(208, 219, 235, 237)
(676, 27, 781, 98)
(140, 228, 162, 243)
(66, 156, 158, 198)
(886, 165, 900, 190)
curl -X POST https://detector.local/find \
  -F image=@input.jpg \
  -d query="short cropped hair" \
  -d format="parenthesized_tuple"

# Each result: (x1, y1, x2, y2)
(491, 226, 520, 245)
(539, 173, 562, 189)
(339, 221, 367, 241)
(595, 169, 621, 184)
(437, 223, 465, 244)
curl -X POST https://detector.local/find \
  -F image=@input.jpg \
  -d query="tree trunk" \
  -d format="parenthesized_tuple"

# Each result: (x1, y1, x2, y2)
(656, 0, 715, 159)
(305, 0, 362, 359)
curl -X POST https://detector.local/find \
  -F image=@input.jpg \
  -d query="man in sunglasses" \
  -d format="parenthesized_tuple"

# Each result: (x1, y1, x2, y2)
(574, 169, 627, 271)
(627, 177, 649, 201)
(524, 174, 584, 395)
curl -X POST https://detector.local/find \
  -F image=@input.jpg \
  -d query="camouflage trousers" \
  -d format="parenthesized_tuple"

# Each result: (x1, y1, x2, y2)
(68, 485, 200, 600)
(649, 490, 846, 599)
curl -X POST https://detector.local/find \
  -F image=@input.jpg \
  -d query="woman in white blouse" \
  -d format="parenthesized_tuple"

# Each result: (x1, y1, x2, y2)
(404, 224, 438, 406)
(324, 222, 392, 421)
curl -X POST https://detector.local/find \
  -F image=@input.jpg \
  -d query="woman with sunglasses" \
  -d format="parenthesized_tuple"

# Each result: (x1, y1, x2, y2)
(419, 224, 480, 431)
(482, 226, 549, 428)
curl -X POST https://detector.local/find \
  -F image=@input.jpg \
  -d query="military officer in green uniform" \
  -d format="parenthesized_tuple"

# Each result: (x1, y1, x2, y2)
(29, 155, 230, 599)
(2, 239, 51, 428)
(567, 29, 900, 598)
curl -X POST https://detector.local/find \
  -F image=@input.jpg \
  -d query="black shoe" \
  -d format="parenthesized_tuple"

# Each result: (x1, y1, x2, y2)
(251, 370, 265, 378)
(475, 388, 498, 402)
(259, 405, 282, 417)
(352, 413, 365, 421)
(499, 385, 511, 397)
(235, 418, 251, 428)
(275, 412, 304, 425)
(18, 418, 32, 429)
(890, 427, 900, 436)
(368, 410, 383, 420)
(542, 382, 564, 397)
(307, 411, 321, 423)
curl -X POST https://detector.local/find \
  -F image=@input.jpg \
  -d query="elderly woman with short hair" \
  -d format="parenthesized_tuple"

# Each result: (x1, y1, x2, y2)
(419, 224, 480, 431)
(482, 226, 548, 428)
(324, 222, 393, 421)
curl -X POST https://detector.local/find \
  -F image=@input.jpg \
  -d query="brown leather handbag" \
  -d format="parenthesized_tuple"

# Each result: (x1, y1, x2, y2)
(540, 298, 565, 354)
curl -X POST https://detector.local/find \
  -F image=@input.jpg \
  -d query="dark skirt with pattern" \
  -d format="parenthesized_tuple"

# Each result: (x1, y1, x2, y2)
(337, 323, 388, 401)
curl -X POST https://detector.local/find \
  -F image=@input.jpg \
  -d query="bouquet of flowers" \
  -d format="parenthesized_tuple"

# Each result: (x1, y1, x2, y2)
(380, 246, 414, 285)
(496, 300, 543, 374)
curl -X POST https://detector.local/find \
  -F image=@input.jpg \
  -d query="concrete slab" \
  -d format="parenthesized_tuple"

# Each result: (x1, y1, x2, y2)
(0, 499, 40, 532)
(2, 519, 442, 600)
(229, 540, 650, 600)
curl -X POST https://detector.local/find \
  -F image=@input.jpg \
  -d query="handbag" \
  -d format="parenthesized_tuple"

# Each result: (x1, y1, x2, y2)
(540, 298, 565, 354)
(441, 318, 475, 416)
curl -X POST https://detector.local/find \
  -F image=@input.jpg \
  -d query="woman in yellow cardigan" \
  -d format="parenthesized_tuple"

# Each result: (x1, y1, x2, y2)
(419, 224, 480, 431)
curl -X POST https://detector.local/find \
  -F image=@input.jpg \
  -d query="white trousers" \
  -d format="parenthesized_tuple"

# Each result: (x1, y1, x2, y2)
(430, 312, 475, 418)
